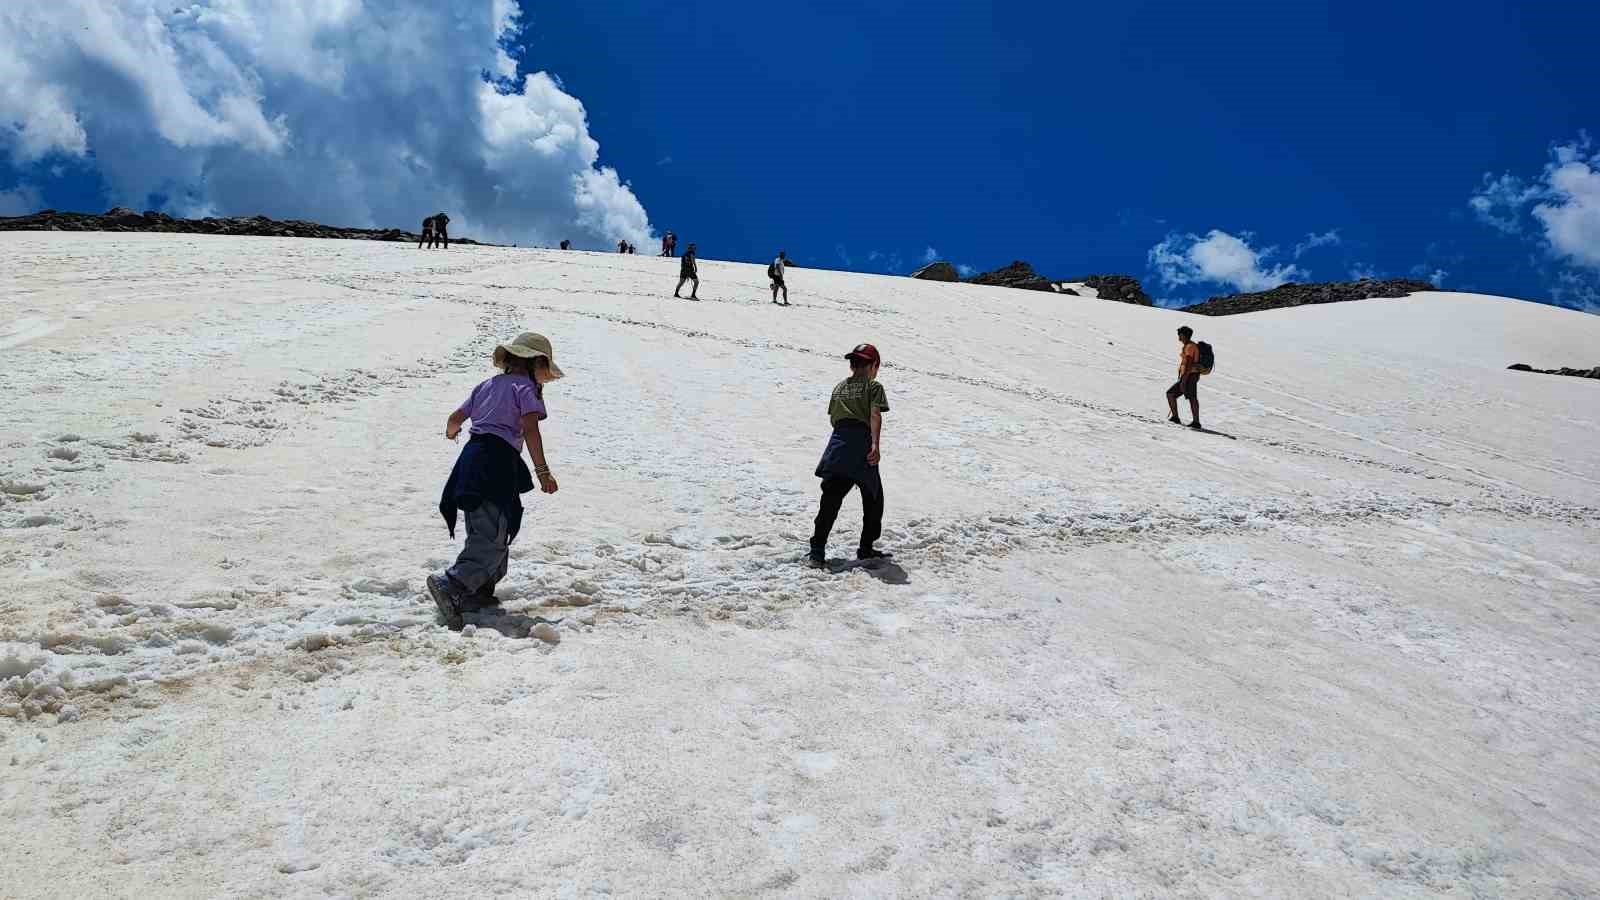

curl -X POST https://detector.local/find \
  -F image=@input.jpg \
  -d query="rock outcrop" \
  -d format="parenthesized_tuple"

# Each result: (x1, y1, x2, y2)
(1180, 278, 1434, 316)
(0, 208, 492, 245)
(1507, 363, 1600, 380)
(1065, 274, 1152, 306)
(965, 260, 1056, 292)
(910, 261, 960, 282)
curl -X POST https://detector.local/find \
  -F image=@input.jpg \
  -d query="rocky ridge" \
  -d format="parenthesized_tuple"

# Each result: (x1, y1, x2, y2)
(1507, 363, 1600, 380)
(0, 208, 494, 245)
(965, 260, 1057, 292)
(910, 261, 960, 282)
(1180, 278, 1434, 316)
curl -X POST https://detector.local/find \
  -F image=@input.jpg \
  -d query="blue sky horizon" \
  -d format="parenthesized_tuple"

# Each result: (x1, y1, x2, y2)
(1, 1, 1596, 311)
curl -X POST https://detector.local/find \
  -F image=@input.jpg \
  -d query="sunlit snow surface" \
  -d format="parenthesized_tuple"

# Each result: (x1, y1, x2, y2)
(2, 233, 1597, 896)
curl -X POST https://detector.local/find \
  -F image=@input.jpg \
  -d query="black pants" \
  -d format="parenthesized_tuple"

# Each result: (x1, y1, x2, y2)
(811, 476, 883, 554)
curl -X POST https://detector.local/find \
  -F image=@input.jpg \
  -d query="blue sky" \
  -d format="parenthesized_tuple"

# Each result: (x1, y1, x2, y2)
(3, 1, 1597, 310)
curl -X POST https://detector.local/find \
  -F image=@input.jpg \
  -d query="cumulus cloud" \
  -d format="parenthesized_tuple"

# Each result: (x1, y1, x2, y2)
(1148, 229, 1305, 293)
(957, 263, 975, 278)
(1470, 134, 1600, 269)
(1348, 262, 1378, 280)
(922, 246, 940, 264)
(0, 1, 653, 248)
(1293, 229, 1341, 258)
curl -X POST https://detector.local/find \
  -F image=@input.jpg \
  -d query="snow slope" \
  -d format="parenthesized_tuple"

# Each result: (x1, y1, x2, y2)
(2, 232, 1598, 897)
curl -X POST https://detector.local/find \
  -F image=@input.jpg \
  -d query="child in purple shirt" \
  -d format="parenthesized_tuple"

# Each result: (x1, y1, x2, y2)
(429, 332, 562, 629)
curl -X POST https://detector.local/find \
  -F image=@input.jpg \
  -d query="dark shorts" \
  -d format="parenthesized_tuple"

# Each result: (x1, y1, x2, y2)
(1167, 372, 1200, 401)
(771, 275, 785, 287)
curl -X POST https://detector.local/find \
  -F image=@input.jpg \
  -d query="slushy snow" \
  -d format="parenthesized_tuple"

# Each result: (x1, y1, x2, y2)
(1, 232, 1598, 896)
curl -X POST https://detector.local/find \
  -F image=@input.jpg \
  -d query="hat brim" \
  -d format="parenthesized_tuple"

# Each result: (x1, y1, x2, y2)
(498, 343, 565, 379)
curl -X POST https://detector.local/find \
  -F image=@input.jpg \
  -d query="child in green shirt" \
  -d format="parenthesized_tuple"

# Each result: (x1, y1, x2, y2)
(809, 343, 890, 567)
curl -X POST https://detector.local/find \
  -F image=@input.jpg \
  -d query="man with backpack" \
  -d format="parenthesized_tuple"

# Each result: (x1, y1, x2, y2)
(432, 212, 450, 249)
(1166, 325, 1210, 430)
(674, 243, 700, 300)
(769, 250, 792, 306)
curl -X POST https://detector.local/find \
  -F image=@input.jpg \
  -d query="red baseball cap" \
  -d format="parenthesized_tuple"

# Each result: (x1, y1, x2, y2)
(845, 343, 881, 365)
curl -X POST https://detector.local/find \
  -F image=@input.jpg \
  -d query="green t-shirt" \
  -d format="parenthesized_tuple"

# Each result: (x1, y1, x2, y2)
(828, 375, 889, 427)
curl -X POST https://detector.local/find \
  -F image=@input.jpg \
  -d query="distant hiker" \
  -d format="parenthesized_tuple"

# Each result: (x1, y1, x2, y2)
(430, 333, 563, 629)
(809, 343, 891, 568)
(432, 212, 451, 249)
(662, 232, 677, 257)
(619, 239, 628, 254)
(674, 243, 699, 300)
(559, 239, 571, 250)
(418, 216, 435, 250)
(769, 250, 792, 305)
(629, 242, 637, 254)
(1166, 325, 1207, 430)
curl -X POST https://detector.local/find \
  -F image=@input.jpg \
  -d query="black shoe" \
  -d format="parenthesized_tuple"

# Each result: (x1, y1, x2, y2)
(1168, 415, 1182, 424)
(427, 574, 464, 630)
(1188, 422, 1203, 430)
(807, 548, 827, 568)
(857, 548, 893, 561)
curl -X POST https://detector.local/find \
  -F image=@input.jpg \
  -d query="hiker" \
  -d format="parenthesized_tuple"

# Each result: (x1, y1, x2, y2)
(432, 212, 450, 249)
(1166, 325, 1205, 430)
(618, 239, 628, 254)
(769, 250, 792, 305)
(809, 343, 891, 567)
(418, 215, 435, 250)
(662, 232, 676, 257)
(559, 239, 571, 250)
(674, 243, 699, 300)
(430, 333, 563, 629)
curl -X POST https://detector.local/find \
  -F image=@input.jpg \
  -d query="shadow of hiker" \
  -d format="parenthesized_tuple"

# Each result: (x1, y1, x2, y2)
(1193, 427, 1238, 440)
(824, 558, 910, 585)
(459, 609, 563, 638)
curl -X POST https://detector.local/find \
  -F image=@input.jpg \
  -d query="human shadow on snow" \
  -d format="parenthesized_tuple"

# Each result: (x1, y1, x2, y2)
(457, 608, 563, 638)
(824, 559, 910, 585)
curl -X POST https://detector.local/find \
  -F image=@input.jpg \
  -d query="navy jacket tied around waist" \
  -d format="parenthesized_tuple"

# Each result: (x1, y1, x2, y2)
(439, 433, 534, 540)
(814, 419, 882, 499)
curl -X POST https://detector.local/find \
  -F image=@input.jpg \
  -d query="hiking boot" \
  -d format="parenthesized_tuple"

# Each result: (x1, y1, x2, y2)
(1168, 415, 1182, 424)
(1188, 422, 1203, 430)
(857, 548, 893, 561)
(426, 574, 464, 630)
(807, 547, 827, 568)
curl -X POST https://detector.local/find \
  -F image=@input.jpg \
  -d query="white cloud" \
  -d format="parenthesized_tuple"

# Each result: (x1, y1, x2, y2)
(1148, 229, 1305, 293)
(0, 182, 42, 216)
(922, 246, 939, 264)
(957, 264, 975, 278)
(1293, 229, 1341, 258)
(1349, 262, 1378, 280)
(1470, 134, 1600, 269)
(0, 1, 653, 248)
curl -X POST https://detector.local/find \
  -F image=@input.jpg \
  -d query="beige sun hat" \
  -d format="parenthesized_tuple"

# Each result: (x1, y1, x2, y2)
(497, 332, 564, 379)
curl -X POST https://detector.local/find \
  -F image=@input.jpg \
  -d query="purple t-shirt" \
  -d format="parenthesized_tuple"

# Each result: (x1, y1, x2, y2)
(459, 373, 547, 450)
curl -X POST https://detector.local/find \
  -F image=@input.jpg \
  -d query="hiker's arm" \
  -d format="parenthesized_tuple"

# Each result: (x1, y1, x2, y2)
(446, 409, 467, 441)
(868, 408, 882, 465)
(523, 412, 558, 494)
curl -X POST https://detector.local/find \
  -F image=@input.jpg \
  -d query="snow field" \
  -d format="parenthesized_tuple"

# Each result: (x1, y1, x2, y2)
(1, 232, 1598, 896)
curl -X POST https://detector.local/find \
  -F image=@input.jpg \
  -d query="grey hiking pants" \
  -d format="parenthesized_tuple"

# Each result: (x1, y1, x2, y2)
(446, 500, 510, 593)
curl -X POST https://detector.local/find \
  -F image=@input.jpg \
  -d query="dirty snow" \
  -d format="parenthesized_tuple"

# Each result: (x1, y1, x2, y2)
(1, 232, 1598, 896)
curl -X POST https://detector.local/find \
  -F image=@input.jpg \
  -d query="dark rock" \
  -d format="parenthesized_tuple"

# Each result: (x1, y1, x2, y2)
(1059, 287, 1079, 296)
(1180, 278, 1435, 316)
(1065, 274, 1153, 306)
(0, 209, 495, 246)
(966, 260, 1055, 292)
(910, 261, 960, 282)
(1507, 363, 1599, 380)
